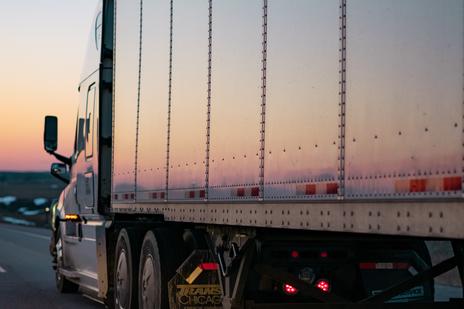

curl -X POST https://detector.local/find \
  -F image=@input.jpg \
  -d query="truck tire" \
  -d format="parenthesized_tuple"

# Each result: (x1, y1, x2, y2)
(138, 229, 186, 309)
(114, 229, 139, 309)
(138, 230, 165, 309)
(55, 227, 79, 293)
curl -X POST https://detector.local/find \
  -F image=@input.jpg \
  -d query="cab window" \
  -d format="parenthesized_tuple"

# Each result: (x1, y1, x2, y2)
(85, 84, 96, 159)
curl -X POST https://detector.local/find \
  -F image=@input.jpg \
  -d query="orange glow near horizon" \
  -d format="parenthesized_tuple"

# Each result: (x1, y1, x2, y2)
(0, 1, 98, 171)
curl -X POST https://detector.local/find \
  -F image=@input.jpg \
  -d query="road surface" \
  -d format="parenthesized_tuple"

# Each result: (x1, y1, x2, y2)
(0, 223, 461, 308)
(0, 223, 103, 309)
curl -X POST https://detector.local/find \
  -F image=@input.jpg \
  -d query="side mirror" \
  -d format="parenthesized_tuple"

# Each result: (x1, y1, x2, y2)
(44, 116, 58, 153)
(50, 163, 69, 184)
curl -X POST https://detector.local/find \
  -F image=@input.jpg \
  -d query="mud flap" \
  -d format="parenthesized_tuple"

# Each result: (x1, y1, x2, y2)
(168, 250, 223, 309)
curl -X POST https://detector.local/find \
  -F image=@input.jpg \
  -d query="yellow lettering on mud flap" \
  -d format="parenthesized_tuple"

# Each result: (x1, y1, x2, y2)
(176, 284, 222, 307)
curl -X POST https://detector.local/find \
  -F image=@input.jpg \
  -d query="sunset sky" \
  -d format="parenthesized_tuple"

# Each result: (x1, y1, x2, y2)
(0, 1, 98, 171)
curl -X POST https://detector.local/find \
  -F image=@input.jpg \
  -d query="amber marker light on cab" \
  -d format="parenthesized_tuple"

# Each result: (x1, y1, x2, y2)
(64, 214, 81, 222)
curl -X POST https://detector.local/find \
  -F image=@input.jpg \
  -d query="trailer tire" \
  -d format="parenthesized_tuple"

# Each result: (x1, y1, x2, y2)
(55, 227, 79, 293)
(138, 230, 166, 309)
(138, 228, 186, 309)
(114, 228, 139, 309)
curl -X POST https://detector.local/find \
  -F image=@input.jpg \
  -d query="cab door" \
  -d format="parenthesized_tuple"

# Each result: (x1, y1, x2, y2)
(64, 79, 101, 292)
(77, 83, 96, 211)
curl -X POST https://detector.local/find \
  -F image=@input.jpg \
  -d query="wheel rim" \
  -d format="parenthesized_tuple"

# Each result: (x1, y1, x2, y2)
(141, 255, 156, 309)
(55, 237, 63, 282)
(116, 249, 130, 309)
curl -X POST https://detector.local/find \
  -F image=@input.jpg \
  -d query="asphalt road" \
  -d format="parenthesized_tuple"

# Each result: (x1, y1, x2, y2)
(0, 223, 103, 309)
(0, 223, 462, 308)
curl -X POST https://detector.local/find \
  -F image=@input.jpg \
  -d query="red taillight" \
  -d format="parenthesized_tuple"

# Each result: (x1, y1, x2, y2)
(290, 250, 299, 258)
(283, 283, 298, 295)
(320, 251, 328, 258)
(315, 279, 330, 293)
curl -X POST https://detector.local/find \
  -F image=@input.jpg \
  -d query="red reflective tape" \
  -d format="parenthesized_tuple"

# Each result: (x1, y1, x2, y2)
(359, 262, 376, 270)
(199, 190, 206, 198)
(410, 179, 426, 192)
(326, 183, 339, 194)
(189, 191, 195, 198)
(443, 176, 462, 191)
(251, 187, 260, 197)
(360, 262, 409, 270)
(200, 263, 218, 271)
(237, 188, 245, 197)
(153, 192, 164, 199)
(305, 184, 316, 195)
(124, 193, 129, 200)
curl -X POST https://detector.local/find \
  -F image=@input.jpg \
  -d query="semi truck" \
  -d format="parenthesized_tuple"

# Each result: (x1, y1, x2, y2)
(43, 0, 464, 308)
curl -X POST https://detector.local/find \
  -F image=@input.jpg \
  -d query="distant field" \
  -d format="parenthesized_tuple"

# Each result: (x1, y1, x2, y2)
(0, 172, 64, 199)
(0, 171, 65, 227)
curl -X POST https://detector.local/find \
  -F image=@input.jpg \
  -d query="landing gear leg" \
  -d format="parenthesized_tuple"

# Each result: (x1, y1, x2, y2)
(217, 240, 256, 309)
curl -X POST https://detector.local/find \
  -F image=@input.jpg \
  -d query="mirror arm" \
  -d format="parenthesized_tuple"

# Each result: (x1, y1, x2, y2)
(53, 173, 70, 185)
(51, 152, 72, 167)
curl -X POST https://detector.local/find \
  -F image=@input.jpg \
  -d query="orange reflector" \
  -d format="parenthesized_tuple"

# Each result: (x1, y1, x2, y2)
(186, 266, 203, 284)
(185, 263, 219, 284)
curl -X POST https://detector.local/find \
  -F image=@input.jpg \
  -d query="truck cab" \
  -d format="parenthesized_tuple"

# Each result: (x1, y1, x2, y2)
(43, 1, 109, 298)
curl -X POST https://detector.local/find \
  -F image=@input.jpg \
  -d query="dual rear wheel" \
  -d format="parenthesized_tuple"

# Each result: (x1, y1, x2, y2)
(114, 228, 183, 309)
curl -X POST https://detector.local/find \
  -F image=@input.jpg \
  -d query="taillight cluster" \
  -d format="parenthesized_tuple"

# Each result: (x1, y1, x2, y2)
(283, 283, 298, 295)
(315, 279, 330, 293)
(282, 279, 331, 296)
(282, 249, 332, 296)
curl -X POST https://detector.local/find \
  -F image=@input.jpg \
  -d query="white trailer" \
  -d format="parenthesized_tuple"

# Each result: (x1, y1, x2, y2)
(43, 0, 464, 308)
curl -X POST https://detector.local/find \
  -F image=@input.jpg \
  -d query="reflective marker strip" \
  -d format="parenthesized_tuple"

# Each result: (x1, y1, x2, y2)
(296, 182, 339, 196)
(359, 262, 410, 270)
(0, 266, 6, 273)
(185, 266, 203, 284)
(200, 262, 219, 270)
(395, 176, 462, 193)
(185, 190, 206, 199)
(444, 176, 462, 191)
(231, 187, 260, 197)
(185, 263, 219, 284)
(113, 192, 136, 200)
(151, 192, 165, 199)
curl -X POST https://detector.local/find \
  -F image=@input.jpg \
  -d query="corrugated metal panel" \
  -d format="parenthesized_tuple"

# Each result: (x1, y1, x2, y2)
(209, 0, 263, 201)
(345, 0, 464, 199)
(111, 1, 464, 236)
(112, 0, 140, 199)
(167, 0, 209, 201)
(264, 0, 340, 200)
(135, 0, 170, 202)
